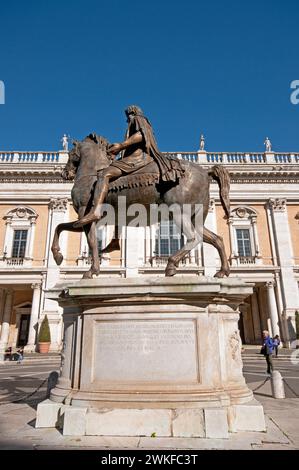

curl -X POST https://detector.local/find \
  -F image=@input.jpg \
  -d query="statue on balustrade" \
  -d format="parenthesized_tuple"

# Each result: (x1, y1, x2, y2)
(199, 134, 205, 151)
(61, 134, 69, 152)
(264, 137, 272, 152)
(51, 105, 231, 279)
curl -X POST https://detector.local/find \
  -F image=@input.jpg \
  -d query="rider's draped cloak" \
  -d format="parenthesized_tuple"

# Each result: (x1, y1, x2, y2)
(123, 113, 185, 183)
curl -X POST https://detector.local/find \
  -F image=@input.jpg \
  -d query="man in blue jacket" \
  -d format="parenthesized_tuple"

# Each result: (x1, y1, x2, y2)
(262, 330, 274, 375)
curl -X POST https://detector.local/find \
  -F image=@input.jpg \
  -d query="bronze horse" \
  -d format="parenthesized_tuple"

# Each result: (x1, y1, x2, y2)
(51, 134, 231, 279)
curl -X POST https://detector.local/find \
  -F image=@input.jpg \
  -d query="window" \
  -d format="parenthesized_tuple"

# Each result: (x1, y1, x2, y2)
(228, 206, 260, 266)
(236, 229, 252, 257)
(1, 207, 38, 266)
(155, 221, 183, 257)
(12, 230, 28, 259)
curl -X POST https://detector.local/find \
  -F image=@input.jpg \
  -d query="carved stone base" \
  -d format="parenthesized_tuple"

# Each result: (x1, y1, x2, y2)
(36, 276, 265, 437)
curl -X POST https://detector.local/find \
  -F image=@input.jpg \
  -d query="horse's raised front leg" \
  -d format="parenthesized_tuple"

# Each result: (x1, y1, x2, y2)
(51, 222, 83, 266)
(82, 221, 100, 279)
(203, 226, 230, 277)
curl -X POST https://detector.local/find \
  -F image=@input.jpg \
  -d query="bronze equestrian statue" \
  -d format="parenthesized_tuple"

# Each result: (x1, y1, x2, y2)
(52, 105, 231, 279)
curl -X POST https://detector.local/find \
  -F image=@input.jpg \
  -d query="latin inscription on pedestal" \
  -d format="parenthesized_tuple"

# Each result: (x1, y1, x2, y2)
(93, 320, 199, 383)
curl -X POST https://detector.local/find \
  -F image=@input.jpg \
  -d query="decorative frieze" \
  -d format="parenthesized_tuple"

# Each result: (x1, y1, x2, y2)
(268, 198, 287, 212)
(49, 198, 68, 212)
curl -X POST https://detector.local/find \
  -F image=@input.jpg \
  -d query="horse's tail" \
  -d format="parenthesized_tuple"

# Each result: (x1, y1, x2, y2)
(208, 165, 230, 218)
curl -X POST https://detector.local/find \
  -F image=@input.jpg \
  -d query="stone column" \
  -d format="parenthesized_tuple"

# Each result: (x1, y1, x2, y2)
(268, 198, 299, 345)
(266, 204, 278, 265)
(228, 215, 238, 266)
(274, 273, 288, 345)
(251, 216, 261, 264)
(24, 283, 42, 352)
(43, 198, 68, 351)
(257, 286, 268, 332)
(2, 215, 13, 259)
(203, 199, 219, 276)
(0, 289, 14, 361)
(0, 288, 4, 334)
(266, 281, 280, 337)
(251, 289, 262, 342)
(26, 214, 38, 259)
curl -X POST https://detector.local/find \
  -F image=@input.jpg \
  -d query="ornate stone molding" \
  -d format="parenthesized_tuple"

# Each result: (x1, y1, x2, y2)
(49, 198, 68, 212)
(229, 330, 241, 362)
(31, 283, 42, 290)
(268, 198, 287, 212)
(0, 165, 299, 185)
(3, 206, 38, 224)
(230, 206, 257, 220)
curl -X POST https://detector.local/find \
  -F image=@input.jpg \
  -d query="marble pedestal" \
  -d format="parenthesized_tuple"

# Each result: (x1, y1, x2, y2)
(36, 276, 265, 437)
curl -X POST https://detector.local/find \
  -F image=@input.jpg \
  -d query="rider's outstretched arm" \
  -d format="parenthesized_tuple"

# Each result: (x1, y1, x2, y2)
(121, 131, 143, 149)
(109, 131, 143, 154)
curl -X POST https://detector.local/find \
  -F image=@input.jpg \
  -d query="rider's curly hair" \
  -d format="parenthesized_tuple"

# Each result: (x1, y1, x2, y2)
(125, 105, 144, 117)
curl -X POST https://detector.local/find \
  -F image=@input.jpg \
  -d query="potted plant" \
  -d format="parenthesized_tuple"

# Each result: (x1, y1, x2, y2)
(37, 315, 51, 353)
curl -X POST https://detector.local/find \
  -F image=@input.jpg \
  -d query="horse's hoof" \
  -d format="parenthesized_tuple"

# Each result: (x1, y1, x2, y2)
(82, 271, 93, 279)
(53, 251, 63, 265)
(102, 239, 120, 253)
(165, 266, 177, 277)
(214, 269, 230, 278)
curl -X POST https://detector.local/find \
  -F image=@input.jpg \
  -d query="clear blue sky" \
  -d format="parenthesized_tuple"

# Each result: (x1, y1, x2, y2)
(0, 0, 298, 151)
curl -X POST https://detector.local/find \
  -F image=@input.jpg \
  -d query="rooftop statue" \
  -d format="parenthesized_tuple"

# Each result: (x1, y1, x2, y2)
(52, 106, 231, 279)
(199, 134, 205, 151)
(61, 134, 69, 151)
(264, 136, 272, 152)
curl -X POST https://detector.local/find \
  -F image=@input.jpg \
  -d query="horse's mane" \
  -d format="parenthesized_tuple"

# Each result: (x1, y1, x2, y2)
(62, 134, 110, 181)
(85, 133, 109, 148)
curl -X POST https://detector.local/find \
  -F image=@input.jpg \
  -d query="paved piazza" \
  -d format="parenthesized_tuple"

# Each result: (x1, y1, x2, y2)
(0, 352, 298, 449)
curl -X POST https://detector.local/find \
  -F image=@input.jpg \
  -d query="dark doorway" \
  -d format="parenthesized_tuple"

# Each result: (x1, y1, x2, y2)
(238, 313, 245, 344)
(17, 314, 30, 346)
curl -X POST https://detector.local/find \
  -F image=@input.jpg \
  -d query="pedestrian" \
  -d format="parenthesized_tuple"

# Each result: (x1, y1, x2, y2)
(261, 330, 274, 375)
(4, 346, 12, 361)
(273, 335, 281, 357)
(16, 347, 24, 364)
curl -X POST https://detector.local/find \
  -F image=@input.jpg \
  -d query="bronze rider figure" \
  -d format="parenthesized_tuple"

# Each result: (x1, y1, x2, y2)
(74, 105, 184, 228)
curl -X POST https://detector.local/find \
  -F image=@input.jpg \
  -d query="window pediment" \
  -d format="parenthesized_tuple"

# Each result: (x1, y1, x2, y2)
(4, 206, 38, 223)
(230, 206, 258, 220)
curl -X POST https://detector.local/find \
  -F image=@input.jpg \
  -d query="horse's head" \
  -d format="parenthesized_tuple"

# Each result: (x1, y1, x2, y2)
(61, 134, 111, 181)
(61, 141, 80, 180)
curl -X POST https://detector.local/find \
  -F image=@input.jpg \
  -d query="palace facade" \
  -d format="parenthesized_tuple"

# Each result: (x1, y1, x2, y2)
(0, 149, 298, 357)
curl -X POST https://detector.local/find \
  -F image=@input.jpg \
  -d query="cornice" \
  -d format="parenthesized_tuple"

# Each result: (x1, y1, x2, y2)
(0, 164, 299, 184)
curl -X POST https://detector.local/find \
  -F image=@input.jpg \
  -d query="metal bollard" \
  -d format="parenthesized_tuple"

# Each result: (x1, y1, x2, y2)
(270, 370, 285, 399)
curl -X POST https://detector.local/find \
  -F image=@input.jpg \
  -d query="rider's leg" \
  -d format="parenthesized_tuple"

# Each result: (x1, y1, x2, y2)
(93, 167, 122, 217)
(74, 167, 122, 227)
